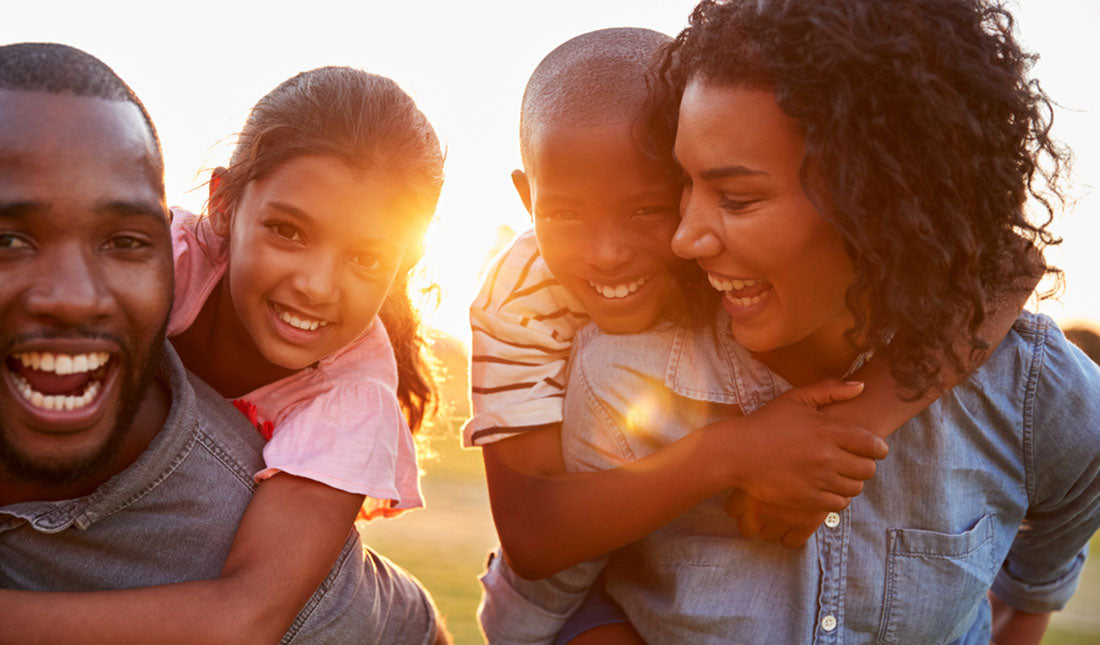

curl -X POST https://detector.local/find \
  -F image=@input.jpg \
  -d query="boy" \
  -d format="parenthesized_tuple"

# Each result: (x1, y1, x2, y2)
(465, 27, 891, 643)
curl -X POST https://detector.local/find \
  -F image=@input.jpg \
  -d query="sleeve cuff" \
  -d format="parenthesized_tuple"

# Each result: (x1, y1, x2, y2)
(991, 545, 1088, 613)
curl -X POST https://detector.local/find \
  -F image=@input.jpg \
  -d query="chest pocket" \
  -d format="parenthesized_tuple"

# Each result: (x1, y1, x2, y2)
(877, 513, 997, 644)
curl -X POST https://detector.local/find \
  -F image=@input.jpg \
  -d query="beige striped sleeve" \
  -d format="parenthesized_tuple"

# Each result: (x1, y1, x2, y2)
(463, 229, 589, 447)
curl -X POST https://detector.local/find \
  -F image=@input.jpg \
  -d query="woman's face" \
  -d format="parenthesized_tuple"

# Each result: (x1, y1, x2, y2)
(672, 80, 856, 367)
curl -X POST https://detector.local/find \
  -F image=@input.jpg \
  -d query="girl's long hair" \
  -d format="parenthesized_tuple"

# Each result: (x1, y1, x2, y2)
(212, 67, 444, 433)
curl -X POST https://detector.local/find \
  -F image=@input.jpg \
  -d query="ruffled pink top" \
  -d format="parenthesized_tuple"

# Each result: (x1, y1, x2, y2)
(167, 208, 423, 519)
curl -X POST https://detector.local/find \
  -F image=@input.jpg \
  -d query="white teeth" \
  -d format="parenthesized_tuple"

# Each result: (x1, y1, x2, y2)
(10, 352, 110, 375)
(726, 293, 765, 306)
(589, 275, 649, 300)
(12, 373, 101, 412)
(707, 274, 760, 293)
(278, 309, 327, 331)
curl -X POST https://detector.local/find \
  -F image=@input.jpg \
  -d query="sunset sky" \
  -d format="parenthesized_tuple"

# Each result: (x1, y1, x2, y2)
(5, 0, 1097, 340)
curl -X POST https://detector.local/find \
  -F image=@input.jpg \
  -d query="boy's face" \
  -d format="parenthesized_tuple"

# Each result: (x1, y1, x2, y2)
(516, 122, 685, 333)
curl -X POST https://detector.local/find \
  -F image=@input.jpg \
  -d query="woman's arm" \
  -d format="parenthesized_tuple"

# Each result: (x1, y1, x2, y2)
(484, 378, 884, 580)
(0, 474, 362, 645)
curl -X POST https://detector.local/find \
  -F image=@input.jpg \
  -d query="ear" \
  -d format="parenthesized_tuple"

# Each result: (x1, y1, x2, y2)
(511, 169, 533, 219)
(208, 167, 231, 237)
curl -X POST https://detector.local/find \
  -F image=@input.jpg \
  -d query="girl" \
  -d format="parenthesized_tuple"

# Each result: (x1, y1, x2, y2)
(1, 66, 446, 643)
(551, 0, 1100, 642)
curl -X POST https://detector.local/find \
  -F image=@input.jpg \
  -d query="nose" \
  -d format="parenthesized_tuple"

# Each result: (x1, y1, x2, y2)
(672, 185, 723, 260)
(23, 244, 114, 326)
(289, 249, 340, 305)
(585, 219, 634, 272)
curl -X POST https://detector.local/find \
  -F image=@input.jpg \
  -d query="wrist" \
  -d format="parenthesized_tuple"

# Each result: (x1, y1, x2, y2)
(698, 419, 744, 492)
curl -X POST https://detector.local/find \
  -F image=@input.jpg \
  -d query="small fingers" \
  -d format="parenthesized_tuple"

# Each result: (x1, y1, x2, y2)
(781, 527, 816, 549)
(759, 521, 787, 543)
(834, 426, 890, 460)
(737, 510, 762, 539)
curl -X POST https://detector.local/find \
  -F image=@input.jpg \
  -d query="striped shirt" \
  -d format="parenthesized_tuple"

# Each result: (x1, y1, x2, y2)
(463, 228, 590, 447)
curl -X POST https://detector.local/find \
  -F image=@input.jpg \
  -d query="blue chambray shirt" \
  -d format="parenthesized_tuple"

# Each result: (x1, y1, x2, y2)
(0, 343, 438, 645)
(560, 310, 1100, 644)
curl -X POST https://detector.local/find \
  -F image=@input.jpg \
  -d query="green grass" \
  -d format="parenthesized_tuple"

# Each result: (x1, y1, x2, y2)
(358, 341, 1100, 644)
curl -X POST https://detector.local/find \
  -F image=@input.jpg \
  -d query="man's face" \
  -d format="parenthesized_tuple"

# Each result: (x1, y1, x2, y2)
(0, 89, 172, 483)
(519, 121, 687, 333)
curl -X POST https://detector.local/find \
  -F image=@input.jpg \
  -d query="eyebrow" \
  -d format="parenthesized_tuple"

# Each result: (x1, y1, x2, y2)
(94, 199, 168, 221)
(0, 199, 167, 222)
(267, 200, 312, 222)
(699, 165, 769, 181)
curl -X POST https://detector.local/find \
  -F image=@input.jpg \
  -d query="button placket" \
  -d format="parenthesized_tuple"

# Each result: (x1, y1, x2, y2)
(814, 509, 849, 643)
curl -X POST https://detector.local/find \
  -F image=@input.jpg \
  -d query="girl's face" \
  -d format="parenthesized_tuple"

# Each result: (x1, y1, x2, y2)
(216, 155, 416, 370)
(672, 80, 857, 371)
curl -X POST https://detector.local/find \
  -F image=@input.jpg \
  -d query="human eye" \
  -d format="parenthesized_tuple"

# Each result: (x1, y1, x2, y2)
(535, 209, 582, 223)
(0, 233, 32, 250)
(102, 234, 151, 251)
(631, 205, 677, 219)
(351, 252, 383, 272)
(718, 194, 761, 214)
(264, 220, 303, 243)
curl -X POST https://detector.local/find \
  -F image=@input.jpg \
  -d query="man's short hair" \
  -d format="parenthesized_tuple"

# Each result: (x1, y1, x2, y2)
(519, 27, 671, 168)
(0, 42, 164, 181)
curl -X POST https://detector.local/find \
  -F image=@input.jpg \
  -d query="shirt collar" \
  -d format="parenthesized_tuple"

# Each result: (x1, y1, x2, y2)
(664, 308, 792, 414)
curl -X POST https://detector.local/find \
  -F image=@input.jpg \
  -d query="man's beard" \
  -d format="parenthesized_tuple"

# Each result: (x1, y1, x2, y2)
(0, 324, 167, 486)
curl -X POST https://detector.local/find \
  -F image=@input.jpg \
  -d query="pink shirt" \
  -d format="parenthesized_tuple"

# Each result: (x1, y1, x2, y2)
(167, 208, 423, 519)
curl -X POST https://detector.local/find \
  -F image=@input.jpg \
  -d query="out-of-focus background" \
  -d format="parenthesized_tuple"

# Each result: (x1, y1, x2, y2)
(4, 1, 1098, 643)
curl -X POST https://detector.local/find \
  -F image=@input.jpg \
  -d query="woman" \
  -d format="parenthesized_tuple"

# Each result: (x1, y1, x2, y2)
(560, 0, 1100, 642)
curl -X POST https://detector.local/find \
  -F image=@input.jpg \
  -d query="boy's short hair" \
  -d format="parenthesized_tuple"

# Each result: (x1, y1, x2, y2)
(519, 27, 670, 169)
(0, 42, 164, 182)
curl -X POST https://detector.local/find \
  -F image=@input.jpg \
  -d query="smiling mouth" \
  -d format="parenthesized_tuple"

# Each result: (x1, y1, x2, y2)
(5, 351, 113, 411)
(272, 303, 330, 332)
(707, 274, 770, 306)
(588, 275, 650, 300)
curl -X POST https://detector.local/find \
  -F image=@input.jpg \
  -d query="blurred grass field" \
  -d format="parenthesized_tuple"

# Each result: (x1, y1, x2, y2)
(358, 337, 1100, 645)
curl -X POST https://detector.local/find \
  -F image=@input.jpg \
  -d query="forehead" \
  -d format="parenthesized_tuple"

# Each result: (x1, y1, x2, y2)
(0, 89, 164, 213)
(675, 80, 804, 168)
(527, 121, 674, 192)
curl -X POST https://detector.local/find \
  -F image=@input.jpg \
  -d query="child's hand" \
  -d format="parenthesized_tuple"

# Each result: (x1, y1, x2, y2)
(713, 379, 889, 511)
(724, 490, 826, 549)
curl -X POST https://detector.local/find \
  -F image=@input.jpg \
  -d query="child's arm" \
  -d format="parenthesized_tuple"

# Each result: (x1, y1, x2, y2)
(488, 274, 1035, 578)
(0, 474, 363, 644)
(728, 277, 1039, 548)
(484, 378, 884, 580)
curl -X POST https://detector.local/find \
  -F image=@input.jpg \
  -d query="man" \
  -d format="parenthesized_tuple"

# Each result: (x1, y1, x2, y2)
(0, 42, 443, 644)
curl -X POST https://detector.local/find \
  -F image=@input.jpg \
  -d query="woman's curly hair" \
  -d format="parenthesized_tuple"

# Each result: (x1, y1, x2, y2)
(648, 0, 1068, 395)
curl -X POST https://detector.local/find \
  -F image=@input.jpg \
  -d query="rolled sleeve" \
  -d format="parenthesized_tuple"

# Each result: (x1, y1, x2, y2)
(995, 318, 1100, 612)
(478, 548, 606, 644)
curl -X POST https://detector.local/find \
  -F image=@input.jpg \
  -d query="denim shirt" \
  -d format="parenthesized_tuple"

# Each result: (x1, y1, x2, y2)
(0, 343, 437, 645)
(561, 310, 1100, 644)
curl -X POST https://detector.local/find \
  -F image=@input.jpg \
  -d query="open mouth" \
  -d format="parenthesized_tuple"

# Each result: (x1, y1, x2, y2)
(4, 351, 113, 412)
(588, 275, 650, 300)
(271, 303, 330, 332)
(707, 274, 771, 306)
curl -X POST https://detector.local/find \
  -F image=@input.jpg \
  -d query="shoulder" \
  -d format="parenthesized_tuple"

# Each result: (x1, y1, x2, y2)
(471, 228, 584, 321)
(569, 321, 680, 394)
(188, 369, 267, 479)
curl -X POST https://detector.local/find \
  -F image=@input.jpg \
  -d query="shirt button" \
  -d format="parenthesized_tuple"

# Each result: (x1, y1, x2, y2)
(821, 614, 837, 632)
(825, 512, 841, 528)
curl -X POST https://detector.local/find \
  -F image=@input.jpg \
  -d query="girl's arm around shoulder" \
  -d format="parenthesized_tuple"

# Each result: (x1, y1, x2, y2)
(0, 474, 364, 644)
